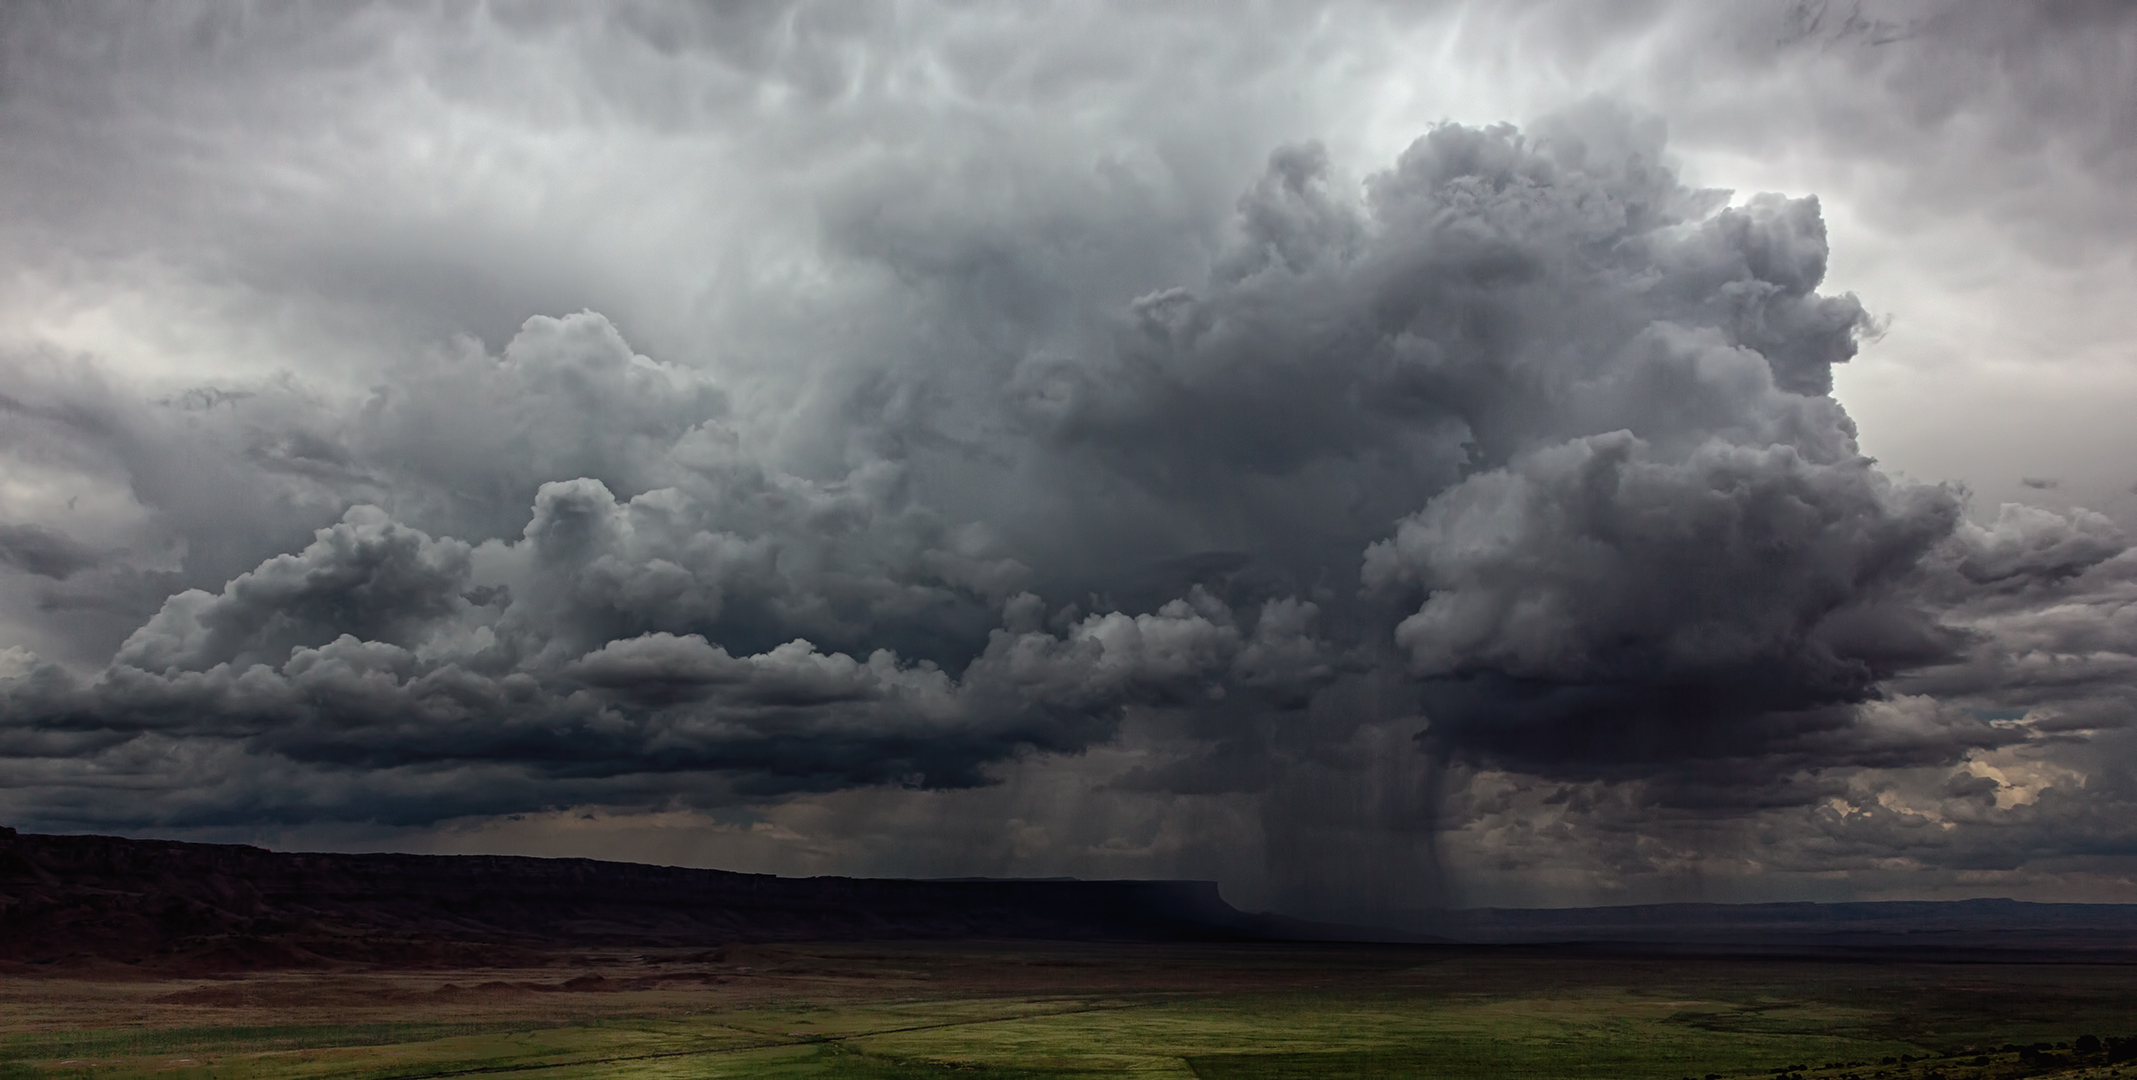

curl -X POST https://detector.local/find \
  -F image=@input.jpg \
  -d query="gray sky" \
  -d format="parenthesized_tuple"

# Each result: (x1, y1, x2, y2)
(2, 0, 2134, 913)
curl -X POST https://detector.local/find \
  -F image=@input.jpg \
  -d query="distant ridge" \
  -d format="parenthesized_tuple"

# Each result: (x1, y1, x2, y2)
(0, 826, 1405, 971)
(13, 826, 2135, 973)
(1401, 898, 2137, 954)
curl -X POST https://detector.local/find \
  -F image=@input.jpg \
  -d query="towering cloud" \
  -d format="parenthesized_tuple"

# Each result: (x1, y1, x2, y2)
(1, 1, 2133, 910)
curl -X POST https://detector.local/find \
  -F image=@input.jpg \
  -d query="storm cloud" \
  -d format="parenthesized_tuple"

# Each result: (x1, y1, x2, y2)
(2, 0, 2134, 911)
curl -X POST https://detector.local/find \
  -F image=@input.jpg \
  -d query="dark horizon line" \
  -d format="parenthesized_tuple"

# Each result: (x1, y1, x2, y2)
(4, 824, 2120, 915)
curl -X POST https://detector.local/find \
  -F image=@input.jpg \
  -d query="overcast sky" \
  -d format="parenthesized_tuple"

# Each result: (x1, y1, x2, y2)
(2, 0, 2134, 914)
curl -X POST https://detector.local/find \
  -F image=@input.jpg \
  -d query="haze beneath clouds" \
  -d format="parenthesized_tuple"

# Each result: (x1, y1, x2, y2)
(3, 0, 2136, 914)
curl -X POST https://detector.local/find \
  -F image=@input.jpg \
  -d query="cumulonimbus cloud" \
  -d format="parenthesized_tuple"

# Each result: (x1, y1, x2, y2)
(5, 98, 2126, 844)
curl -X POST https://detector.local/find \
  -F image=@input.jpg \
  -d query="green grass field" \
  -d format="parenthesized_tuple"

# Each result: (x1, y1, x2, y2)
(4, 945, 2135, 1079)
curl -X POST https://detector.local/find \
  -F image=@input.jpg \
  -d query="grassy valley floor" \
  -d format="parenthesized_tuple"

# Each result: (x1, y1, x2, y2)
(4, 943, 2136, 1079)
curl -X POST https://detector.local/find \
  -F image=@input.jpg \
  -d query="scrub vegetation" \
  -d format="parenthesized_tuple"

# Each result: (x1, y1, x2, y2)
(4, 944, 2135, 1079)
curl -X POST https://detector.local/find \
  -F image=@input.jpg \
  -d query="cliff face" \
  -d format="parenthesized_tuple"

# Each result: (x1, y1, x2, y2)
(0, 826, 1264, 969)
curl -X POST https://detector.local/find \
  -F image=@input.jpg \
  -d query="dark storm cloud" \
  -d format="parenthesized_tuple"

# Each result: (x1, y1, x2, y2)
(1942, 503, 2126, 592)
(2, 481, 1308, 816)
(0, 100, 2040, 833)
(1, 1, 2133, 909)
(994, 111, 1980, 789)
(1899, 522, 2137, 735)
(1368, 433, 1962, 773)
(0, 524, 102, 580)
